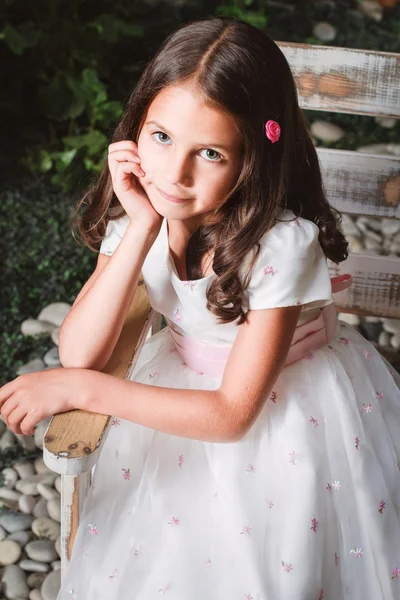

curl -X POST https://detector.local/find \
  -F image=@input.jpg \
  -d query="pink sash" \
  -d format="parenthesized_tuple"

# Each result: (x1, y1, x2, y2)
(168, 274, 352, 376)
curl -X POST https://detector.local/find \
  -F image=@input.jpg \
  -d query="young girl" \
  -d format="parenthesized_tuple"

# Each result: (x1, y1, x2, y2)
(1, 16, 399, 600)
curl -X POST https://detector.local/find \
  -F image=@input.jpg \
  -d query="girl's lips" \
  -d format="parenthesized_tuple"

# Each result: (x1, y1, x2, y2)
(156, 187, 192, 204)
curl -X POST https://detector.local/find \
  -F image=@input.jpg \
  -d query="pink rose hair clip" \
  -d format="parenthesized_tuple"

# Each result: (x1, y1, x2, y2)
(265, 120, 281, 143)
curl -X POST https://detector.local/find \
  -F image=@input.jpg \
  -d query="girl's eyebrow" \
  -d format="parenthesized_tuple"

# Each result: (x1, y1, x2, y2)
(145, 120, 231, 152)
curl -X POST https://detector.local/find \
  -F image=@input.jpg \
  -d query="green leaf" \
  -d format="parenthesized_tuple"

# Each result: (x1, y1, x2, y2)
(81, 69, 107, 106)
(88, 14, 144, 43)
(38, 76, 86, 121)
(1, 22, 40, 54)
(93, 100, 123, 126)
(62, 130, 107, 156)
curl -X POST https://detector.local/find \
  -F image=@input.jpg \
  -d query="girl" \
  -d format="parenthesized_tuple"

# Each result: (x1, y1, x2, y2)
(1, 16, 400, 600)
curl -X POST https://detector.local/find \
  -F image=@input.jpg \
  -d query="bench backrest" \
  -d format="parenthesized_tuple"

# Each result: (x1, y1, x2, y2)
(278, 42, 400, 318)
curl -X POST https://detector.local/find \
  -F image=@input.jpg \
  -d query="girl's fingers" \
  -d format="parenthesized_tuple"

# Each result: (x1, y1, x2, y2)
(108, 149, 141, 163)
(115, 161, 145, 179)
(4, 405, 25, 435)
(20, 414, 36, 437)
(108, 141, 138, 155)
(1, 397, 18, 423)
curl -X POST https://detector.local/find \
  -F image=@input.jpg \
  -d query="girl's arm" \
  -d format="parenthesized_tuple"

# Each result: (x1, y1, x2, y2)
(59, 222, 158, 371)
(78, 305, 301, 442)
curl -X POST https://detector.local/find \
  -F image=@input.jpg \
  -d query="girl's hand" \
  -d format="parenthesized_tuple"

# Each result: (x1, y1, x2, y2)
(0, 368, 93, 436)
(108, 140, 162, 233)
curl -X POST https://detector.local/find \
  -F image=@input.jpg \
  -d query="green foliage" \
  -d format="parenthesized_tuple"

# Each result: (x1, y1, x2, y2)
(0, 175, 96, 387)
(0, 0, 220, 191)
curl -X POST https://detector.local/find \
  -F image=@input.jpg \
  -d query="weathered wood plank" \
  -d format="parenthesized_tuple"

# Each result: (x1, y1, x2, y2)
(317, 148, 400, 218)
(278, 42, 400, 118)
(43, 282, 153, 476)
(329, 254, 400, 318)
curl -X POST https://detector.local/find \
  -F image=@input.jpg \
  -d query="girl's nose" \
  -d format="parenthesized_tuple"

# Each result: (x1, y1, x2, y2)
(165, 150, 192, 186)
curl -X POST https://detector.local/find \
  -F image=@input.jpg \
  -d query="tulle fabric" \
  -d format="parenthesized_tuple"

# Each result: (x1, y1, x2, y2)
(57, 320, 400, 600)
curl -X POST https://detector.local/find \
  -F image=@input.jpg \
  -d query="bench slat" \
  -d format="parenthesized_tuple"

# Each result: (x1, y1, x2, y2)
(330, 254, 400, 318)
(43, 282, 153, 475)
(278, 42, 400, 118)
(318, 148, 400, 218)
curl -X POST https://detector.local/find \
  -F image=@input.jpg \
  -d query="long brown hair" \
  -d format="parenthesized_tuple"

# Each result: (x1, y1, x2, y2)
(71, 17, 348, 325)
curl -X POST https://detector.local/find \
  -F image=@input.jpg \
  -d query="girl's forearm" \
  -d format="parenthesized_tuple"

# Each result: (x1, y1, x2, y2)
(77, 370, 241, 443)
(59, 223, 157, 371)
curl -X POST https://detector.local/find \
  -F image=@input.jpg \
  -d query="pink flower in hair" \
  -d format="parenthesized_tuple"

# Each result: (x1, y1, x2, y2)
(265, 120, 281, 143)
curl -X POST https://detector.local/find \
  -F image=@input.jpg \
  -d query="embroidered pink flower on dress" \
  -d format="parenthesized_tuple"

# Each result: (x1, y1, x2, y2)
(376, 391, 384, 400)
(326, 483, 332, 493)
(148, 371, 160, 380)
(289, 451, 299, 465)
(378, 500, 386, 514)
(111, 418, 121, 426)
(350, 547, 363, 558)
(268, 500, 275, 508)
(205, 557, 212, 569)
(332, 480, 341, 491)
(335, 552, 339, 566)
(246, 464, 256, 473)
(328, 344, 338, 353)
(69, 590, 78, 600)
(178, 455, 184, 468)
(174, 308, 182, 323)
(122, 468, 131, 481)
(363, 349, 372, 359)
(183, 281, 196, 290)
(294, 300, 302, 306)
(355, 437, 360, 450)
(158, 583, 171, 593)
(88, 524, 98, 536)
(265, 120, 281, 143)
(167, 517, 180, 526)
(305, 352, 314, 360)
(240, 525, 252, 535)
(361, 403, 374, 413)
(318, 590, 325, 600)
(392, 567, 400, 581)
(339, 337, 350, 346)
(263, 265, 278, 276)
(281, 561, 293, 573)
(310, 417, 319, 428)
(270, 391, 277, 403)
(245, 595, 254, 600)
(310, 517, 319, 533)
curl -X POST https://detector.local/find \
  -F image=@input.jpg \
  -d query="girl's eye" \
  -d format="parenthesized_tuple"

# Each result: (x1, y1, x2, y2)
(153, 131, 171, 144)
(200, 148, 222, 162)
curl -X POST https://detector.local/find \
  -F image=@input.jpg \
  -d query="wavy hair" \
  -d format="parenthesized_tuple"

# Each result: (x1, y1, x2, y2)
(71, 17, 348, 325)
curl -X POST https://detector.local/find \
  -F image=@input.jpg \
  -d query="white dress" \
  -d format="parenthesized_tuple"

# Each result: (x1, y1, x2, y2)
(57, 210, 400, 600)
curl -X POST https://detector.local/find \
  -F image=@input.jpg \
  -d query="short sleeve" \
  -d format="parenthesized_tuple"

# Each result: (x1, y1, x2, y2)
(99, 214, 131, 256)
(246, 214, 333, 310)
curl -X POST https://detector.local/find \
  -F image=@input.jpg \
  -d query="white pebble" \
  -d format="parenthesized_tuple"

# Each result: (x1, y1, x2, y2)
(311, 120, 345, 143)
(29, 590, 43, 600)
(36, 485, 59, 502)
(313, 22, 336, 41)
(2, 468, 18, 489)
(37, 303, 71, 328)
(32, 498, 50, 520)
(34, 458, 52, 475)
(19, 495, 37, 515)
(14, 463, 35, 479)
(0, 539, 22, 565)
(378, 331, 392, 347)
(0, 429, 17, 451)
(1, 564, 30, 599)
(46, 500, 61, 524)
(16, 358, 46, 376)
(41, 569, 61, 600)
(19, 559, 50, 573)
(0, 488, 22, 502)
(31, 518, 60, 542)
(390, 334, 400, 350)
(338, 313, 360, 327)
(382, 318, 400, 335)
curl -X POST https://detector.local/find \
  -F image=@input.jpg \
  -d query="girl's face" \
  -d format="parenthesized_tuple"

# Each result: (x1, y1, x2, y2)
(136, 83, 243, 227)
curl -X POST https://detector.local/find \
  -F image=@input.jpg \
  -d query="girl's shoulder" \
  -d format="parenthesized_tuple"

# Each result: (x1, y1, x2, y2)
(258, 209, 320, 257)
(245, 209, 332, 311)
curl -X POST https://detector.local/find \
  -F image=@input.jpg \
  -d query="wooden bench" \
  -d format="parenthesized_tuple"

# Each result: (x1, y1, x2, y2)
(42, 41, 400, 583)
